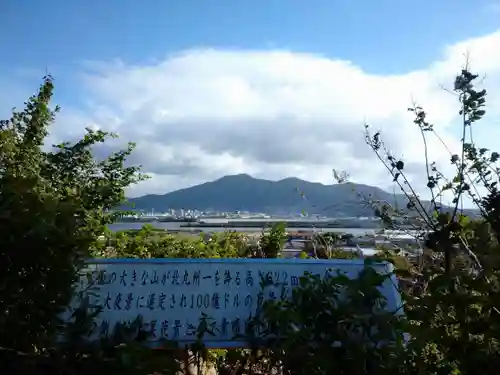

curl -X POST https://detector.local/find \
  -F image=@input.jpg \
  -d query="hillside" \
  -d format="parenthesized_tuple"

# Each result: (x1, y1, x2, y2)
(127, 174, 423, 216)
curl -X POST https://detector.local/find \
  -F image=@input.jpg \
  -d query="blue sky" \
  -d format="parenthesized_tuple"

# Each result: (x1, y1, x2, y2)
(1, 0, 500, 200)
(2, 0, 499, 75)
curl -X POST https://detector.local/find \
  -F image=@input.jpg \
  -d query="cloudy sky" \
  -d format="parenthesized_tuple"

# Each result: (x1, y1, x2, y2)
(1, 0, 500, 202)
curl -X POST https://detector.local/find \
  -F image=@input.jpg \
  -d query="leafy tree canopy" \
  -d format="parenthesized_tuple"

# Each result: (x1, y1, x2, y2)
(0, 76, 146, 352)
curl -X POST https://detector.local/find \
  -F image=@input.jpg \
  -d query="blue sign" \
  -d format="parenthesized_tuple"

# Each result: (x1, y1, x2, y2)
(63, 258, 402, 348)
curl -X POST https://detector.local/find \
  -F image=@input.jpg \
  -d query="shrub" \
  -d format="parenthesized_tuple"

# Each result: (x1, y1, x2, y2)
(4, 66, 500, 375)
(0, 76, 146, 373)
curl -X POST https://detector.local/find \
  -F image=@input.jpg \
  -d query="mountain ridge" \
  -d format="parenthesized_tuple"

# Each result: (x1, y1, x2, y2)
(127, 174, 431, 216)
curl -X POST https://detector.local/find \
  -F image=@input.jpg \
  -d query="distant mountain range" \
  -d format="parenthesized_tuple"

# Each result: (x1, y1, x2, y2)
(126, 174, 479, 217)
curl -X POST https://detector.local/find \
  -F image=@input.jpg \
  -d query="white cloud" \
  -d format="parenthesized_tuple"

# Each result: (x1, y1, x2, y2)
(10, 30, 500, 204)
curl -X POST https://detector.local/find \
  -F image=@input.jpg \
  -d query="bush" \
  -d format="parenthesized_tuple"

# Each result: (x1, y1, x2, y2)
(4, 67, 500, 375)
(0, 76, 146, 373)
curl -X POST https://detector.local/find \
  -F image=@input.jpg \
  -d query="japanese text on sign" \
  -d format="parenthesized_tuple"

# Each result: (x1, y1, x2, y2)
(63, 258, 401, 348)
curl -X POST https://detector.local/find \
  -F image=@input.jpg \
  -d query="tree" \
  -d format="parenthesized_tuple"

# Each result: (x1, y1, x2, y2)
(6, 68, 500, 375)
(259, 222, 287, 258)
(363, 67, 500, 374)
(0, 76, 146, 360)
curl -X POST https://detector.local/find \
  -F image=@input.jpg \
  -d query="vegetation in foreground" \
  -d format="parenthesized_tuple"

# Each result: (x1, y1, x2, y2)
(1, 67, 500, 374)
(96, 224, 411, 270)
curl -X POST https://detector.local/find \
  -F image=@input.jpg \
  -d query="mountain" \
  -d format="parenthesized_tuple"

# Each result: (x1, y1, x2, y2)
(127, 174, 433, 217)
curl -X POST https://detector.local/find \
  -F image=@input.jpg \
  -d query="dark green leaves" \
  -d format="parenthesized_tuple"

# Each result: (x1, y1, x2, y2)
(0, 78, 146, 364)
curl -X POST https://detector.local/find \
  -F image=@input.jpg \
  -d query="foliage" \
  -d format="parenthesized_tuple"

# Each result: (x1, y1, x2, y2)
(371, 249, 411, 274)
(318, 231, 342, 244)
(361, 67, 500, 374)
(0, 77, 147, 372)
(248, 267, 405, 375)
(258, 222, 287, 258)
(5, 66, 500, 375)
